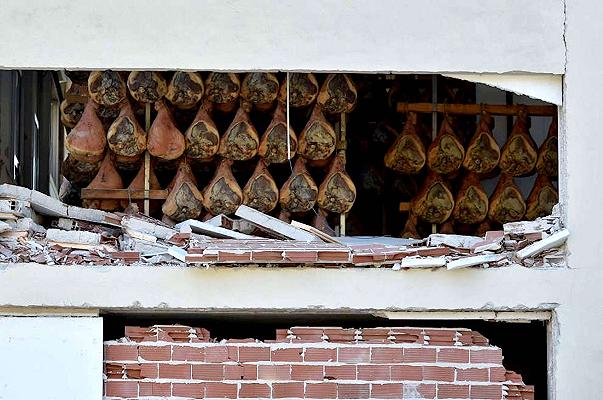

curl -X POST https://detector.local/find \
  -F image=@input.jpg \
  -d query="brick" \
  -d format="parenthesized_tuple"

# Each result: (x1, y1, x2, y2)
(173, 383, 205, 399)
(193, 364, 224, 380)
(338, 383, 370, 399)
(357, 365, 390, 381)
(159, 363, 191, 379)
(403, 347, 437, 363)
(304, 347, 337, 362)
(239, 346, 270, 362)
(239, 383, 271, 398)
(437, 348, 469, 363)
(224, 364, 257, 380)
(306, 383, 337, 399)
(489, 367, 506, 382)
(140, 363, 159, 379)
(437, 384, 469, 399)
(272, 348, 303, 362)
(291, 364, 324, 380)
(391, 365, 423, 381)
(470, 349, 503, 364)
(273, 382, 304, 398)
(206, 346, 237, 363)
(324, 365, 356, 380)
(371, 347, 403, 363)
(205, 382, 237, 398)
(338, 347, 370, 363)
(470, 384, 502, 399)
(105, 381, 138, 398)
(105, 344, 138, 361)
(423, 366, 454, 382)
(371, 383, 403, 399)
(139, 345, 171, 361)
(172, 345, 205, 361)
(140, 382, 171, 397)
(258, 364, 291, 380)
(403, 383, 436, 399)
(457, 368, 489, 382)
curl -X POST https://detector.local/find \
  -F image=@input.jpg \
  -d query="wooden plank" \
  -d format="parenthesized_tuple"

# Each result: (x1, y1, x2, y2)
(174, 219, 258, 240)
(80, 189, 168, 200)
(290, 220, 342, 244)
(399, 202, 411, 212)
(396, 102, 556, 116)
(143, 103, 151, 216)
(235, 205, 320, 242)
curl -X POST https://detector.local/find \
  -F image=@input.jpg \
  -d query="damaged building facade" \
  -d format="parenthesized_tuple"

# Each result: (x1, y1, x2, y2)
(0, 0, 600, 399)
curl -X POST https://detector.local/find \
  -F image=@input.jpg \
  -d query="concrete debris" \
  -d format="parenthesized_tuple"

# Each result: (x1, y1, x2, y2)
(0, 184, 568, 269)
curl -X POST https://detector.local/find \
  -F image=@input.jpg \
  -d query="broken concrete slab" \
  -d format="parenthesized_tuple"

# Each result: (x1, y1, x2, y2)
(46, 229, 101, 246)
(235, 205, 320, 242)
(121, 216, 177, 241)
(400, 256, 447, 269)
(174, 219, 257, 240)
(516, 229, 570, 260)
(447, 253, 507, 270)
(427, 233, 482, 249)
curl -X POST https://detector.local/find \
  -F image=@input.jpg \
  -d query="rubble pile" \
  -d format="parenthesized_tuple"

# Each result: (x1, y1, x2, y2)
(0, 184, 568, 269)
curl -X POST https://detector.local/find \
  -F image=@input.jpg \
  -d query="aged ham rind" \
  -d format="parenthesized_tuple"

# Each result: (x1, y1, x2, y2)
(243, 159, 279, 213)
(202, 158, 243, 216)
(219, 103, 259, 161)
(401, 212, 420, 239)
(258, 102, 297, 164)
(317, 74, 357, 114)
(166, 71, 205, 109)
(312, 209, 336, 236)
(298, 105, 336, 161)
(384, 112, 426, 174)
(317, 155, 357, 213)
(121, 161, 162, 213)
(452, 172, 489, 224)
(60, 100, 85, 128)
(205, 72, 240, 112)
(61, 155, 100, 187)
(488, 174, 526, 224)
(162, 159, 204, 221)
(65, 100, 107, 163)
(88, 70, 127, 107)
(107, 101, 147, 158)
(525, 174, 558, 220)
(279, 73, 319, 108)
(412, 172, 455, 224)
(96, 104, 122, 130)
(500, 109, 537, 176)
(463, 112, 500, 174)
(147, 100, 186, 161)
(82, 154, 124, 211)
(241, 72, 280, 110)
(279, 157, 318, 213)
(427, 116, 465, 175)
(184, 100, 220, 160)
(536, 118, 558, 177)
(127, 71, 167, 103)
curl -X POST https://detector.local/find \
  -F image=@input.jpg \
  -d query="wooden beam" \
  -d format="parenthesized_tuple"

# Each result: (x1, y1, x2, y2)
(396, 102, 556, 116)
(80, 189, 168, 200)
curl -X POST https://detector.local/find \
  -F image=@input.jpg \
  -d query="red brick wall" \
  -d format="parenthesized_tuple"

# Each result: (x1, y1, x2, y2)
(104, 325, 533, 400)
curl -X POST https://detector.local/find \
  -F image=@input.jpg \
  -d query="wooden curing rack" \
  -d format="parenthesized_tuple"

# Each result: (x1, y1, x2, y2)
(81, 103, 168, 215)
(336, 112, 347, 236)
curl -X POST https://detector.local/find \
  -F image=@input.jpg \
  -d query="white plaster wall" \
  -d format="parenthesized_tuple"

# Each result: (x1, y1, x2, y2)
(0, 0, 565, 73)
(0, 317, 103, 400)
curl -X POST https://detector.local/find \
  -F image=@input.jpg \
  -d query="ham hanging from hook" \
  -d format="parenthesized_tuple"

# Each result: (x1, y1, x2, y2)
(279, 157, 318, 213)
(525, 174, 558, 220)
(107, 100, 147, 160)
(258, 101, 297, 164)
(500, 107, 537, 176)
(87, 70, 127, 107)
(384, 112, 426, 174)
(298, 105, 336, 161)
(412, 171, 455, 224)
(185, 100, 220, 160)
(219, 102, 259, 161)
(317, 74, 357, 114)
(463, 111, 500, 174)
(122, 160, 162, 213)
(240, 72, 280, 111)
(61, 155, 100, 187)
(127, 71, 167, 103)
(452, 172, 489, 224)
(82, 154, 124, 211)
(162, 159, 204, 221)
(536, 117, 558, 177)
(243, 159, 279, 213)
(488, 174, 526, 224)
(202, 159, 243, 216)
(65, 100, 107, 163)
(427, 116, 465, 175)
(205, 72, 240, 113)
(166, 71, 205, 109)
(279, 73, 319, 108)
(317, 155, 357, 214)
(147, 100, 186, 161)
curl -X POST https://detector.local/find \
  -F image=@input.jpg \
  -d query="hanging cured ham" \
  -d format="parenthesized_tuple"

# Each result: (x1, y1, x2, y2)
(463, 112, 500, 174)
(218, 103, 259, 161)
(401, 212, 420, 239)
(242, 159, 279, 213)
(298, 105, 336, 160)
(427, 116, 465, 175)
(88, 70, 127, 107)
(279, 73, 319, 108)
(205, 72, 240, 112)
(107, 101, 147, 160)
(240, 72, 280, 110)
(488, 174, 526, 224)
(384, 112, 426, 174)
(536, 118, 558, 177)
(279, 157, 318, 213)
(452, 172, 489, 224)
(499, 109, 537, 176)
(82, 154, 124, 211)
(162, 159, 204, 221)
(258, 102, 297, 164)
(65, 100, 106, 163)
(127, 71, 167, 103)
(317, 155, 356, 213)
(525, 174, 558, 220)
(121, 161, 162, 213)
(184, 100, 220, 160)
(147, 100, 186, 161)
(61, 155, 100, 187)
(317, 74, 357, 114)
(202, 159, 243, 216)
(166, 71, 205, 109)
(412, 172, 455, 224)
(60, 100, 85, 128)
